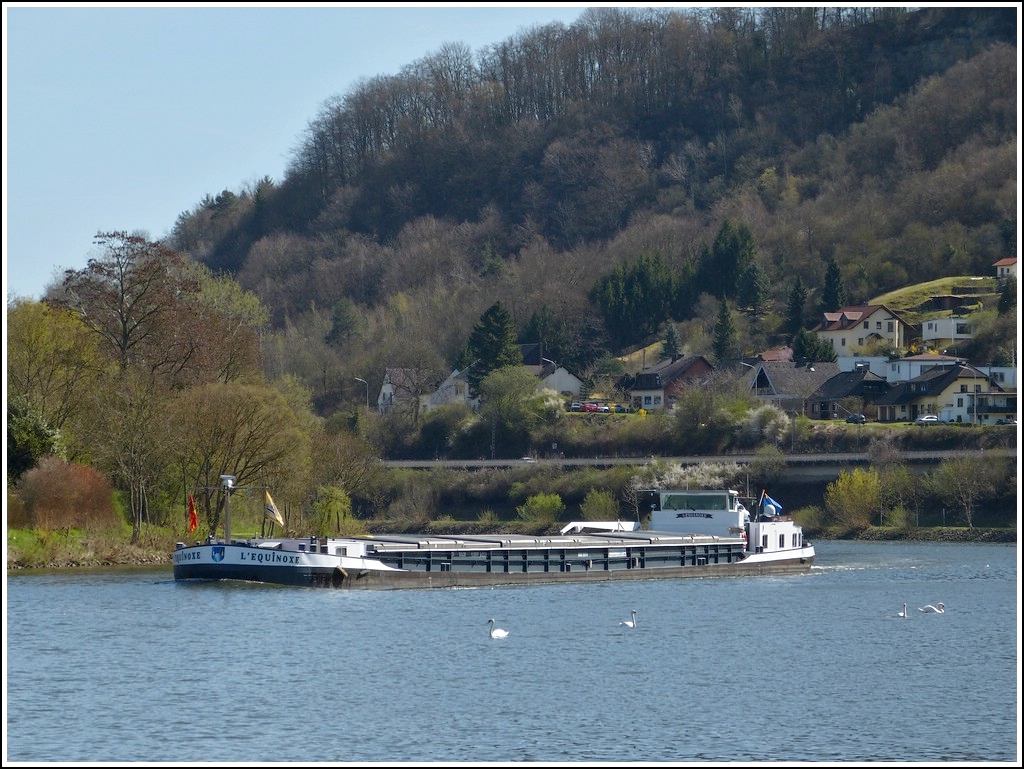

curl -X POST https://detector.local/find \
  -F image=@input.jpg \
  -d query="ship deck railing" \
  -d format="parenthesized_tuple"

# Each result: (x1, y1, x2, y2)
(361, 530, 737, 554)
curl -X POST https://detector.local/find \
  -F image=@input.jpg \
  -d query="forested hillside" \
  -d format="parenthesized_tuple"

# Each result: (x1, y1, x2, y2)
(157, 7, 1015, 417)
(8, 8, 1019, 550)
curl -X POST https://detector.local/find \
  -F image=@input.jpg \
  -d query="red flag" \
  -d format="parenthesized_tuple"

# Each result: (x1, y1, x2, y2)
(188, 494, 198, 533)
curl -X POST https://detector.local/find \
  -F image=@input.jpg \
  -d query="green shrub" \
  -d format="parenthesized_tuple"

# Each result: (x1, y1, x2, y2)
(579, 489, 620, 520)
(516, 492, 565, 524)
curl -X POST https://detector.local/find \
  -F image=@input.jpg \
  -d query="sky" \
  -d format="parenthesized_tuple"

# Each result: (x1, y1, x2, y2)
(3, 2, 604, 302)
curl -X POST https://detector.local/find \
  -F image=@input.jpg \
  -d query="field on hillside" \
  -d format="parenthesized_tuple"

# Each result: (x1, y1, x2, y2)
(872, 276, 998, 324)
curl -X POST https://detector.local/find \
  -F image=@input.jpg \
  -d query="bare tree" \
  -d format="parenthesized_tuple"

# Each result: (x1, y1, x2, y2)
(58, 231, 199, 381)
(927, 456, 1003, 529)
(84, 368, 173, 543)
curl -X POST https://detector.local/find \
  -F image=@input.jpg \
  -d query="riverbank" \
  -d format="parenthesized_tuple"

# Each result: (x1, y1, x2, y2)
(842, 527, 1017, 543)
(6, 524, 1016, 572)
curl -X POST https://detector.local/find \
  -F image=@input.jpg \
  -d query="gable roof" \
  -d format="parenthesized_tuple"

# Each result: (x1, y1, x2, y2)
(750, 361, 840, 398)
(811, 304, 909, 333)
(645, 354, 713, 383)
(992, 257, 1016, 267)
(810, 368, 890, 401)
(872, 365, 1000, 406)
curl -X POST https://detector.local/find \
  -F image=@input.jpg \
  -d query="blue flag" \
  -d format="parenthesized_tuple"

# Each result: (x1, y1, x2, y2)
(762, 494, 782, 516)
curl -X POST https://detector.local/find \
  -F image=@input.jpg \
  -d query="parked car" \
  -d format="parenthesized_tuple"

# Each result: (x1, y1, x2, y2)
(582, 402, 599, 412)
(845, 413, 867, 424)
(569, 402, 583, 412)
(994, 417, 1017, 425)
(597, 404, 611, 412)
(915, 414, 940, 425)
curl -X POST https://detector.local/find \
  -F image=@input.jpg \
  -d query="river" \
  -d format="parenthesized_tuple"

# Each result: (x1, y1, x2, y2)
(4, 540, 1019, 764)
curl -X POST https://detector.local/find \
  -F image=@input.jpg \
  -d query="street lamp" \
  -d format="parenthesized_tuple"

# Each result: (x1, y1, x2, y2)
(220, 474, 235, 543)
(354, 377, 369, 410)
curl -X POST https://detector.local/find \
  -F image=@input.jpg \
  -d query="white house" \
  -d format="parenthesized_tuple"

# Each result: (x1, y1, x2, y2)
(417, 357, 582, 414)
(810, 304, 912, 355)
(993, 256, 1016, 281)
(419, 368, 479, 413)
(921, 315, 973, 348)
(537, 365, 583, 397)
(872, 364, 1014, 424)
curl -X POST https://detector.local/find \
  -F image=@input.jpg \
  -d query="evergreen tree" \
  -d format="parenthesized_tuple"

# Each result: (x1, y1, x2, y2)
(661, 323, 683, 361)
(700, 219, 756, 300)
(712, 299, 739, 361)
(793, 328, 838, 363)
(821, 258, 847, 312)
(325, 298, 364, 346)
(737, 260, 770, 315)
(785, 276, 809, 336)
(463, 302, 522, 395)
(522, 305, 572, 365)
(590, 253, 674, 347)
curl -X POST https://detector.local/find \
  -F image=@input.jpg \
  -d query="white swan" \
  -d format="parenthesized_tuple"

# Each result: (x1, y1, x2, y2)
(619, 609, 638, 628)
(918, 603, 945, 613)
(897, 603, 909, 618)
(487, 618, 509, 639)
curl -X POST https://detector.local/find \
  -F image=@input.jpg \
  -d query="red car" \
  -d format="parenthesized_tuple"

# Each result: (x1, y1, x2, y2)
(582, 402, 599, 412)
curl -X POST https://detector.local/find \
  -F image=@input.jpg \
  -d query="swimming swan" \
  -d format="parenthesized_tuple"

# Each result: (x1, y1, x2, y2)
(918, 603, 945, 613)
(619, 610, 638, 628)
(897, 603, 909, 618)
(487, 618, 509, 638)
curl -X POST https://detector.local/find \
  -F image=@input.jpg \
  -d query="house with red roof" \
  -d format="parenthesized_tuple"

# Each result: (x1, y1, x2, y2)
(993, 256, 1016, 281)
(810, 304, 912, 356)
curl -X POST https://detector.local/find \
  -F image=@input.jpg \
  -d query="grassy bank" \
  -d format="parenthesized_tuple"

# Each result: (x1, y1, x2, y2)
(6, 522, 1016, 572)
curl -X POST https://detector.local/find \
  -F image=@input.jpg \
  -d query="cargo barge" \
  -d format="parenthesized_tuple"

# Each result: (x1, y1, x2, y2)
(172, 486, 814, 589)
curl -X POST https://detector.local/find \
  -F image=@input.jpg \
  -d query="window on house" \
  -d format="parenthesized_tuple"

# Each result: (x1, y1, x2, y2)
(863, 321, 869, 329)
(841, 338, 846, 347)
(887, 322, 894, 332)
(960, 385, 967, 392)
(876, 321, 882, 329)
(957, 397, 963, 407)
(858, 338, 863, 345)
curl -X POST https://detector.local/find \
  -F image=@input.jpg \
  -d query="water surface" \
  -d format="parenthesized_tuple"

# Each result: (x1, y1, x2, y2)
(5, 540, 1018, 764)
